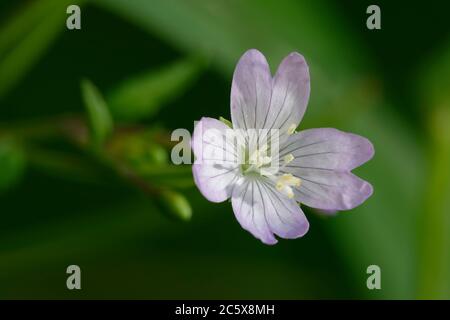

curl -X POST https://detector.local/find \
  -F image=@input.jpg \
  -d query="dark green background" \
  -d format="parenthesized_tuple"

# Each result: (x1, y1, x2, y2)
(0, 0, 449, 299)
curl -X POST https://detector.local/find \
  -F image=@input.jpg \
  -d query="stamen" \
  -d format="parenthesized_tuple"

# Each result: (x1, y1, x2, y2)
(275, 173, 302, 198)
(285, 187, 294, 199)
(259, 156, 272, 167)
(287, 124, 297, 135)
(244, 143, 273, 174)
(276, 181, 284, 191)
(283, 154, 294, 165)
(260, 167, 275, 176)
(259, 144, 268, 153)
(248, 144, 271, 168)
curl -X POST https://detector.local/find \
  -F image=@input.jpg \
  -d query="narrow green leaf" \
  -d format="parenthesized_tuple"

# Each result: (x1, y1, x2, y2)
(416, 43, 450, 299)
(0, 138, 26, 191)
(418, 107, 450, 299)
(108, 58, 202, 121)
(156, 189, 192, 221)
(81, 79, 114, 147)
(0, 0, 85, 99)
(0, 0, 57, 57)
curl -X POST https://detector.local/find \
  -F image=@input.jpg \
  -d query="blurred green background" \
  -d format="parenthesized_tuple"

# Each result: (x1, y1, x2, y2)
(0, 0, 449, 299)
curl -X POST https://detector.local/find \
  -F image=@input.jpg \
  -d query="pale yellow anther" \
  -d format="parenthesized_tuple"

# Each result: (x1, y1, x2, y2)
(279, 174, 301, 186)
(283, 154, 294, 164)
(287, 124, 297, 135)
(276, 182, 284, 191)
(275, 174, 302, 198)
(286, 188, 294, 199)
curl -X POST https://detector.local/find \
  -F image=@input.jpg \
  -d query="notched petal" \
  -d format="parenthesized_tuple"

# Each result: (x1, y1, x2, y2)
(230, 49, 273, 130)
(231, 179, 310, 244)
(231, 179, 278, 245)
(281, 128, 374, 171)
(260, 181, 310, 239)
(281, 128, 374, 211)
(266, 52, 310, 138)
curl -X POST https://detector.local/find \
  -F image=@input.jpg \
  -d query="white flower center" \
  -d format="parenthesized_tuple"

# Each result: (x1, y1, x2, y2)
(248, 144, 271, 169)
(241, 147, 302, 199)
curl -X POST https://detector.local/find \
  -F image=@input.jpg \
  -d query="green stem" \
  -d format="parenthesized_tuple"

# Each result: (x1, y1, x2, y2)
(25, 145, 109, 184)
(1, 113, 193, 199)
